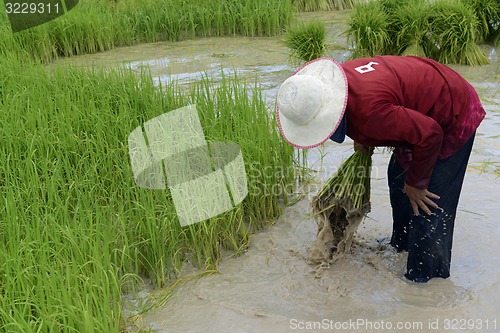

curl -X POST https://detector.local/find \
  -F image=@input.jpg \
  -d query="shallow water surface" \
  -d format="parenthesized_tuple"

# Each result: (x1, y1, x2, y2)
(54, 11, 500, 333)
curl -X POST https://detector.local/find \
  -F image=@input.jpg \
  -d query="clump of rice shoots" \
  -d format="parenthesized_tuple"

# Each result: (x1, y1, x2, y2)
(392, 1, 431, 57)
(327, 0, 359, 11)
(489, 0, 500, 46)
(377, 0, 414, 54)
(378, 0, 414, 14)
(463, 0, 500, 44)
(284, 20, 326, 63)
(0, 55, 301, 331)
(309, 150, 372, 264)
(292, 0, 359, 11)
(293, 0, 331, 11)
(494, 30, 500, 46)
(346, 1, 391, 58)
(0, 0, 295, 64)
(328, 0, 361, 10)
(346, 0, 496, 62)
(429, 0, 489, 65)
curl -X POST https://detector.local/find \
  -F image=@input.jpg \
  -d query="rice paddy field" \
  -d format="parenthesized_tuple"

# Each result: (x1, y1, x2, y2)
(1, 1, 304, 332)
(1, 1, 499, 333)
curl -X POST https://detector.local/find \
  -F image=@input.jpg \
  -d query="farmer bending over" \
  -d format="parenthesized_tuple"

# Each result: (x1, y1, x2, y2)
(275, 56, 485, 283)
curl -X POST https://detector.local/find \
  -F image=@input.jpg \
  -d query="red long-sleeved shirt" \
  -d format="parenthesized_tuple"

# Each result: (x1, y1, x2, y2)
(342, 56, 485, 189)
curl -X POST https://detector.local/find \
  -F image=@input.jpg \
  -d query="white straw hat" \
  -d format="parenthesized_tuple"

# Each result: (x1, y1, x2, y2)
(276, 58, 348, 149)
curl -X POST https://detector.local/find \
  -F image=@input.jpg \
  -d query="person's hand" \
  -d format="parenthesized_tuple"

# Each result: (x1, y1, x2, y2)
(403, 183, 440, 216)
(353, 141, 373, 156)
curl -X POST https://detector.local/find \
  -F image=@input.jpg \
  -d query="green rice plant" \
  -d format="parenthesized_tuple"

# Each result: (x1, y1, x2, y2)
(239, 0, 295, 37)
(463, 0, 500, 43)
(346, 1, 391, 58)
(284, 20, 327, 63)
(392, 0, 432, 57)
(493, 30, 500, 45)
(0, 0, 296, 64)
(0, 20, 56, 63)
(293, 0, 331, 11)
(328, 0, 359, 11)
(377, 0, 420, 54)
(0, 54, 301, 332)
(428, 0, 489, 65)
(378, 0, 414, 15)
(292, 0, 359, 11)
(346, 0, 495, 61)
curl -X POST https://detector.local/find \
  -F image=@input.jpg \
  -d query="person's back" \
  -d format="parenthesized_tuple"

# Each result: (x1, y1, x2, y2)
(342, 56, 471, 134)
(342, 55, 485, 188)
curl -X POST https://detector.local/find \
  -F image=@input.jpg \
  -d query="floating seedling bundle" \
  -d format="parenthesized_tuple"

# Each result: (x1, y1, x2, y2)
(284, 20, 326, 63)
(309, 150, 372, 264)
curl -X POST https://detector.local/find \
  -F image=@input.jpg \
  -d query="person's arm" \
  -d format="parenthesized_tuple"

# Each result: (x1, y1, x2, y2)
(364, 102, 443, 188)
(363, 103, 443, 215)
(353, 141, 373, 156)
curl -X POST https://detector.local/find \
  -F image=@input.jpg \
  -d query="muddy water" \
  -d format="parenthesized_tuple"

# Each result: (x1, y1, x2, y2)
(54, 11, 500, 333)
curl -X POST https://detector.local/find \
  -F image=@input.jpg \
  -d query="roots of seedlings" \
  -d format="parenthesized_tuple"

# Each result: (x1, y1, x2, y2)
(308, 197, 370, 265)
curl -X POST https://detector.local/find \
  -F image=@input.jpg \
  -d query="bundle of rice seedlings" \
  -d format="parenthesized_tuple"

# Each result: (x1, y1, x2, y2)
(284, 20, 326, 63)
(494, 29, 500, 46)
(429, 0, 489, 65)
(378, 0, 414, 14)
(463, 0, 500, 44)
(292, 0, 359, 11)
(327, 0, 359, 11)
(292, 0, 331, 11)
(392, 0, 431, 57)
(346, 1, 391, 58)
(377, 0, 414, 54)
(308, 150, 372, 264)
